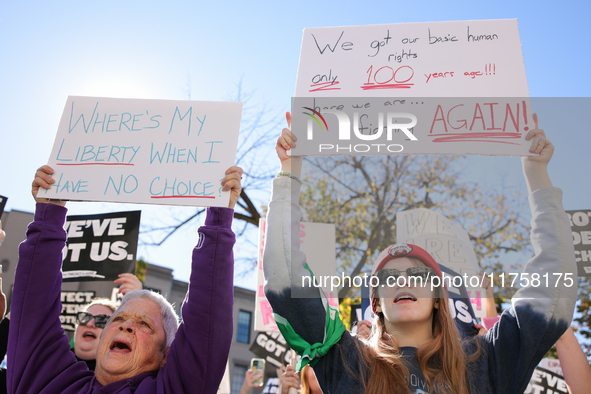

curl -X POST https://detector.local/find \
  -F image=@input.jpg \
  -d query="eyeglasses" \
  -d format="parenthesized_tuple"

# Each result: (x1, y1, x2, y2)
(374, 266, 436, 286)
(76, 312, 111, 329)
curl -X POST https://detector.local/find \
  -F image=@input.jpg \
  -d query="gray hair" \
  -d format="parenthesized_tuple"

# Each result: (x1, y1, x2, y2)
(109, 290, 179, 350)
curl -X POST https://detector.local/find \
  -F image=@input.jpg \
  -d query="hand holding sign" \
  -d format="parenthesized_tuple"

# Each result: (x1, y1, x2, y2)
(276, 113, 302, 179)
(521, 114, 554, 194)
(220, 165, 243, 209)
(32, 165, 67, 207)
(278, 365, 301, 394)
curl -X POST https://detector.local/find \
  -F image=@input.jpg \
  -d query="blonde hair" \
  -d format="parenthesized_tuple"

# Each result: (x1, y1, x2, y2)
(300, 364, 311, 394)
(83, 298, 117, 314)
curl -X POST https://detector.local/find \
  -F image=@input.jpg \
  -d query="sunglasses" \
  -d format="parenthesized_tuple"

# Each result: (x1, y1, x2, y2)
(374, 266, 436, 286)
(76, 312, 111, 329)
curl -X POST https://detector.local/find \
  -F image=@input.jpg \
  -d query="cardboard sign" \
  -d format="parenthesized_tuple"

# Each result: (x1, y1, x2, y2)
(255, 219, 337, 331)
(249, 331, 299, 368)
(62, 211, 140, 281)
(59, 290, 96, 331)
(566, 210, 591, 277)
(396, 208, 486, 319)
(0, 195, 6, 218)
(396, 208, 480, 275)
(46, 96, 242, 207)
(291, 20, 534, 157)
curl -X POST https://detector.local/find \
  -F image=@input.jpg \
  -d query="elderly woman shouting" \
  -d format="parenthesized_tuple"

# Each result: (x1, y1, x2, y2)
(8, 165, 243, 394)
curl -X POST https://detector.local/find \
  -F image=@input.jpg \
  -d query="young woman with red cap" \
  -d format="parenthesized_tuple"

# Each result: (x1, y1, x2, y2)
(263, 113, 577, 394)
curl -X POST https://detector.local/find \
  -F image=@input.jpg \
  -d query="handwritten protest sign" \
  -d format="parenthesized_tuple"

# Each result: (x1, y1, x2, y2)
(255, 219, 337, 331)
(566, 209, 591, 277)
(397, 208, 487, 318)
(295, 19, 528, 97)
(46, 96, 242, 207)
(63, 211, 140, 281)
(291, 19, 534, 156)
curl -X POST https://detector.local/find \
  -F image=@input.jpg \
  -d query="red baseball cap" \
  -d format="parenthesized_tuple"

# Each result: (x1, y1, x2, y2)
(370, 244, 444, 314)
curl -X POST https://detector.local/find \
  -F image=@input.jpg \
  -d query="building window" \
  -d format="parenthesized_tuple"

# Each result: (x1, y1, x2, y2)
(236, 310, 252, 344)
(231, 364, 247, 394)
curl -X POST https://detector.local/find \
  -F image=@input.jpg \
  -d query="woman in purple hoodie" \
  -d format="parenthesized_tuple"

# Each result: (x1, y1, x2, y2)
(8, 164, 242, 394)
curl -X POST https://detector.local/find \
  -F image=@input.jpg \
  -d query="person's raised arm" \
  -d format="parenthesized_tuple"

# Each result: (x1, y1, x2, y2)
(8, 165, 93, 393)
(264, 113, 345, 376)
(484, 115, 577, 392)
(158, 165, 242, 394)
(239, 369, 263, 394)
(276, 112, 303, 179)
(555, 327, 591, 394)
(522, 113, 553, 194)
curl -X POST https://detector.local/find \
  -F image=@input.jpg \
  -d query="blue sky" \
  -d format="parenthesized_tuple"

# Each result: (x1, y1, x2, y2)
(0, 0, 589, 287)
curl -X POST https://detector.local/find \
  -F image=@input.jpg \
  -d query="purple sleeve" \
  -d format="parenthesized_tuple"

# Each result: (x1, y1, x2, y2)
(8, 203, 92, 394)
(158, 207, 236, 393)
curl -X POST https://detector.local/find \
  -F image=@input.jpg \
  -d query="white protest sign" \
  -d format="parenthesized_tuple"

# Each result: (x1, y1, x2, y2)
(295, 19, 528, 97)
(46, 96, 242, 207)
(255, 219, 337, 331)
(291, 19, 534, 157)
(396, 208, 486, 318)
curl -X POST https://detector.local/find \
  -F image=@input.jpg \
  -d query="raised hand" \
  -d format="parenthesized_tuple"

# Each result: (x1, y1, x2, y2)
(275, 112, 302, 178)
(239, 369, 264, 394)
(521, 114, 553, 193)
(220, 165, 243, 209)
(32, 165, 66, 207)
(114, 273, 143, 295)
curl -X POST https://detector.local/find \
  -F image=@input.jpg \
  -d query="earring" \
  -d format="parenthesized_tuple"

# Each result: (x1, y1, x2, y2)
(434, 300, 440, 309)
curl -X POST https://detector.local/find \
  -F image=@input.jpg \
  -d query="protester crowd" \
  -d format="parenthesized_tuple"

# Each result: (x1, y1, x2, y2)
(0, 116, 589, 394)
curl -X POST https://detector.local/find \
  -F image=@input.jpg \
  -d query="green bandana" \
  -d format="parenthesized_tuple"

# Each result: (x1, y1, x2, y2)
(273, 263, 346, 372)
